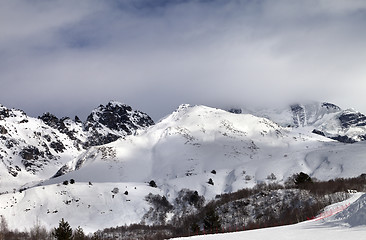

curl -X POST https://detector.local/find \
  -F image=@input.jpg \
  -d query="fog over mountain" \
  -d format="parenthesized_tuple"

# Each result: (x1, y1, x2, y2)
(1, 0, 366, 120)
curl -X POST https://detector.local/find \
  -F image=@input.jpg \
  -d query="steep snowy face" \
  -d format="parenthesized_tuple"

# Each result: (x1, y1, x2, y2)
(240, 102, 366, 143)
(83, 101, 154, 146)
(289, 102, 341, 127)
(0, 106, 83, 192)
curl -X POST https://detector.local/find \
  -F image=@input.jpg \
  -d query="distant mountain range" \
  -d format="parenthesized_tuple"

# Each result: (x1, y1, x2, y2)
(1, 101, 366, 232)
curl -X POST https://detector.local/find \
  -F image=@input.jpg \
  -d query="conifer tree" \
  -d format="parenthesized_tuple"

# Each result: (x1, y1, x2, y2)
(73, 226, 86, 240)
(53, 218, 73, 240)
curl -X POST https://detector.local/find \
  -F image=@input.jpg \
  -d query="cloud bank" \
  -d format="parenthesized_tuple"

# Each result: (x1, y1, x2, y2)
(1, 0, 366, 120)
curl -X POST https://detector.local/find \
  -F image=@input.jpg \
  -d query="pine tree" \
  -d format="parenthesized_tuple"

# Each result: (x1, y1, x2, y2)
(73, 226, 85, 240)
(53, 218, 73, 240)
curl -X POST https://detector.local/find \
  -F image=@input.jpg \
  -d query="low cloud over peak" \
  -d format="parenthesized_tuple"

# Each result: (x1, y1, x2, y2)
(1, 0, 366, 120)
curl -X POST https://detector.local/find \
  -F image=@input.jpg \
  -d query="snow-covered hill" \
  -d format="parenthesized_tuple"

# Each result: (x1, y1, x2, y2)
(1, 101, 366, 233)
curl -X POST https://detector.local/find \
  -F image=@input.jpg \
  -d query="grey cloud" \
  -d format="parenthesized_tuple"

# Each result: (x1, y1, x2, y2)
(1, 0, 366, 120)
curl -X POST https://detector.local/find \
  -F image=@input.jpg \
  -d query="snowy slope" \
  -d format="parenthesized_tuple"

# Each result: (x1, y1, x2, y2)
(0, 101, 154, 193)
(172, 193, 366, 240)
(239, 102, 366, 143)
(1, 103, 366, 233)
(44, 105, 326, 197)
(50, 105, 366, 196)
(3, 104, 358, 233)
(0, 182, 162, 233)
(0, 105, 83, 193)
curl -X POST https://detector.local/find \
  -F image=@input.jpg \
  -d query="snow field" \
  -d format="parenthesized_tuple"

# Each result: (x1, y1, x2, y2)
(0, 182, 162, 233)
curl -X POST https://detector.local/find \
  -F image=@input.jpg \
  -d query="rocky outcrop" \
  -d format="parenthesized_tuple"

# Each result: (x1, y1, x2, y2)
(339, 111, 366, 128)
(83, 101, 154, 146)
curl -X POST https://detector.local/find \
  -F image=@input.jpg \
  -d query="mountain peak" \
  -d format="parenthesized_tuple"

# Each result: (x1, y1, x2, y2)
(321, 102, 341, 111)
(83, 102, 154, 146)
(105, 100, 131, 109)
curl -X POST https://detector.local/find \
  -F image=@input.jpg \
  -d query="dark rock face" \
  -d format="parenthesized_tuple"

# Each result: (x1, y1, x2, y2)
(19, 146, 51, 173)
(0, 106, 10, 119)
(20, 146, 42, 161)
(84, 102, 154, 132)
(74, 115, 82, 123)
(0, 125, 7, 134)
(228, 108, 242, 114)
(290, 104, 306, 127)
(50, 140, 66, 153)
(330, 135, 356, 144)
(39, 113, 74, 136)
(312, 129, 325, 136)
(321, 102, 341, 111)
(52, 165, 71, 178)
(39, 113, 81, 143)
(8, 166, 21, 177)
(83, 102, 154, 146)
(38, 102, 154, 148)
(84, 133, 120, 147)
(339, 111, 366, 129)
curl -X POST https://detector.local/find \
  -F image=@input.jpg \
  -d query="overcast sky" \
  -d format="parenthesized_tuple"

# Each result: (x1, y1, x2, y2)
(1, 0, 366, 121)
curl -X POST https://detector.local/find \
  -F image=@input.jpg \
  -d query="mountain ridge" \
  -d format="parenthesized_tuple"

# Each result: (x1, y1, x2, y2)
(0, 101, 154, 192)
(1, 101, 366, 232)
(233, 101, 366, 143)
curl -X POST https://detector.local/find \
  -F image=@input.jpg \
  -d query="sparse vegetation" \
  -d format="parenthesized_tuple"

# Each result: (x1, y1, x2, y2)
(111, 187, 119, 194)
(267, 173, 277, 181)
(0, 174, 365, 240)
(294, 172, 312, 185)
(208, 178, 214, 185)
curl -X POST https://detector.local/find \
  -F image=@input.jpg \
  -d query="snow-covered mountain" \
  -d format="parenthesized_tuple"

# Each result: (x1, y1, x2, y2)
(1, 101, 366, 232)
(0, 102, 154, 193)
(237, 102, 366, 143)
(49, 104, 366, 194)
